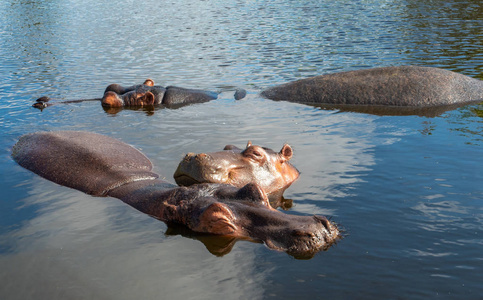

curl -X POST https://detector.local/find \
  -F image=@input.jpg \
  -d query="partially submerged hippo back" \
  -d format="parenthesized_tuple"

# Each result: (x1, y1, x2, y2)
(12, 131, 159, 196)
(173, 141, 300, 200)
(261, 66, 483, 107)
(163, 86, 219, 107)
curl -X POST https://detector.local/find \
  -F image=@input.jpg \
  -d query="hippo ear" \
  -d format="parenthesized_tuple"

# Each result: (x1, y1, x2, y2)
(143, 79, 155, 86)
(196, 203, 237, 235)
(144, 91, 155, 105)
(279, 144, 293, 162)
(246, 141, 252, 149)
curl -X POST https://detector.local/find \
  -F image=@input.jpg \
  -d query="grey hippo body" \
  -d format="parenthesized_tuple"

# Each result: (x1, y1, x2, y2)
(33, 79, 245, 110)
(261, 66, 483, 108)
(12, 131, 339, 258)
(102, 83, 219, 108)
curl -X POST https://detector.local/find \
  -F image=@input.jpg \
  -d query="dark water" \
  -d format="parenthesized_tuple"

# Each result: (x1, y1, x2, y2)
(1, 0, 482, 299)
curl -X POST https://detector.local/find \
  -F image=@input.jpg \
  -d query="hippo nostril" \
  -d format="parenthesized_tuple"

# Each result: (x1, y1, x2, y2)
(195, 153, 208, 160)
(183, 153, 195, 162)
(292, 229, 315, 238)
(313, 215, 331, 233)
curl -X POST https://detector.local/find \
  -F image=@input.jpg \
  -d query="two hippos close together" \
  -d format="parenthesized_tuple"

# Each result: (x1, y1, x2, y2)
(12, 131, 338, 259)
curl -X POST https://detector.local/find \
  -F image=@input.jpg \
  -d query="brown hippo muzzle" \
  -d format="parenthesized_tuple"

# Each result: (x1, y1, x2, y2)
(174, 151, 239, 185)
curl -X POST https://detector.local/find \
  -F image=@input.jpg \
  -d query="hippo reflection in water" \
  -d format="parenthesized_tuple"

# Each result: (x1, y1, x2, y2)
(12, 131, 340, 259)
(174, 142, 299, 207)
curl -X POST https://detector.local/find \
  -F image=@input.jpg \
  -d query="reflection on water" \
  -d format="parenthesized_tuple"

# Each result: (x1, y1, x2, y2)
(165, 224, 258, 257)
(0, 181, 268, 300)
(310, 101, 483, 117)
(402, 0, 483, 77)
(1, 0, 482, 299)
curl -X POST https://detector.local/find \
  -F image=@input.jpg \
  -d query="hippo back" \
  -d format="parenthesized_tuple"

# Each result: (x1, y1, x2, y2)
(261, 66, 483, 107)
(163, 86, 218, 107)
(12, 131, 158, 196)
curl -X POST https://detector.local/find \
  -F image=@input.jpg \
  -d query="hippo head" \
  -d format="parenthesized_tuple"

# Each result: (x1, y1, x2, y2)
(182, 183, 340, 259)
(123, 181, 339, 258)
(173, 142, 300, 200)
(101, 90, 156, 107)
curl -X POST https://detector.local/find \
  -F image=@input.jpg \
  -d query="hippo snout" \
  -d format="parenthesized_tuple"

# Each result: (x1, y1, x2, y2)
(291, 216, 336, 242)
(175, 153, 220, 186)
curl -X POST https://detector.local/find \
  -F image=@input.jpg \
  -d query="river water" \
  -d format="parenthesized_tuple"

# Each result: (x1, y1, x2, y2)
(0, 0, 482, 299)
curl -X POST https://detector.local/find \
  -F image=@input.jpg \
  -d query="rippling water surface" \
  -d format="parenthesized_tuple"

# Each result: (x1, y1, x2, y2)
(1, 0, 482, 299)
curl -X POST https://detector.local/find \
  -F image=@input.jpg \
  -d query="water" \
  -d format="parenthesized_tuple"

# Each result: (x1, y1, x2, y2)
(1, 0, 482, 299)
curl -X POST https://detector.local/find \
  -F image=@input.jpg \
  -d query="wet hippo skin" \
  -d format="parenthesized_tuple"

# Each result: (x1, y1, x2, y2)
(32, 79, 222, 109)
(12, 131, 340, 258)
(101, 84, 219, 108)
(174, 141, 300, 204)
(261, 66, 483, 107)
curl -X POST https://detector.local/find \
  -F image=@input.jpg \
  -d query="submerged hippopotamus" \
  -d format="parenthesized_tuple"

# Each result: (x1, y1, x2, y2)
(261, 66, 483, 108)
(33, 79, 229, 110)
(102, 80, 219, 108)
(12, 131, 339, 258)
(174, 142, 299, 204)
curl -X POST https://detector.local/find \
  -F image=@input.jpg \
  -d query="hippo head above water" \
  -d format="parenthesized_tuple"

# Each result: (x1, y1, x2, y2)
(110, 180, 339, 259)
(188, 183, 339, 258)
(173, 142, 300, 201)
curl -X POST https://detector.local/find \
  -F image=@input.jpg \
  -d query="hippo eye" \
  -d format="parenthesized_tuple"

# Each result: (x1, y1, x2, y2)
(251, 150, 262, 157)
(242, 147, 267, 164)
(245, 150, 263, 160)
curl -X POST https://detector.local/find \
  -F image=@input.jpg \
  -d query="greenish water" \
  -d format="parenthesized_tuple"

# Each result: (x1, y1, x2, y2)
(0, 0, 482, 299)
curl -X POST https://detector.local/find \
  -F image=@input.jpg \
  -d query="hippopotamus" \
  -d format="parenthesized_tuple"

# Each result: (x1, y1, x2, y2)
(101, 83, 219, 108)
(32, 79, 233, 110)
(174, 142, 299, 204)
(11, 131, 339, 258)
(261, 66, 483, 109)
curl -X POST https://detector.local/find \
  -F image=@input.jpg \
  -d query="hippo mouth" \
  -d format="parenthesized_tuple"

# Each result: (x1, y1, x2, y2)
(173, 173, 202, 186)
